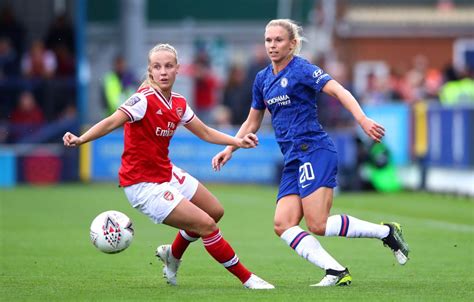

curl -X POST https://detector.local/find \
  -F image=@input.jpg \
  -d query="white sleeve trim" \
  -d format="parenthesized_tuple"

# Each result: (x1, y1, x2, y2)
(179, 104, 195, 125)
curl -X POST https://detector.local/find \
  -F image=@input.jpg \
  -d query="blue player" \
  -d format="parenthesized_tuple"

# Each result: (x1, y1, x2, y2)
(212, 19, 409, 287)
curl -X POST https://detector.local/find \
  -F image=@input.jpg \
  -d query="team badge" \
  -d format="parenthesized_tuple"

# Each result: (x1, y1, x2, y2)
(125, 95, 141, 106)
(164, 191, 174, 201)
(280, 77, 288, 88)
(102, 216, 122, 249)
(176, 107, 183, 118)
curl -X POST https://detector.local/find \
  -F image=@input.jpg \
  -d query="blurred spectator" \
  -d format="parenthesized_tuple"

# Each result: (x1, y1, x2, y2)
(238, 45, 270, 127)
(45, 13, 75, 54)
(317, 59, 353, 129)
(439, 66, 474, 106)
(0, 36, 19, 78)
(222, 64, 248, 125)
(387, 67, 406, 102)
(0, 123, 8, 143)
(424, 68, 443, 99)
(54, 43, 75, 77)
(243, 45, 269, 97)
(192, 51, 219, 123)
(211, 105, 232, 129)
(401, 55, 429, 104)
(245, 45, 269, 85)
(0, 4, 25, 59)
(437, 0, 455, 11)
(9, 91, 45, 142)
(59, 103, 77, 121)
(102, 55, 137, 116)
(21, 40, 57, 79)
(360, 72, 390, 105)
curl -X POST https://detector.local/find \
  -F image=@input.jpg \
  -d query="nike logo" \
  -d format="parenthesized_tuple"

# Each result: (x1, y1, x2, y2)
(301, 183, 311, 188)
(156, 109, 163, 115)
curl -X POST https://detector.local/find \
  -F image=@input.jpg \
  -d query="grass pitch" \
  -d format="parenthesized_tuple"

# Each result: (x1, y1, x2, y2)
(1, 184, 473, 301)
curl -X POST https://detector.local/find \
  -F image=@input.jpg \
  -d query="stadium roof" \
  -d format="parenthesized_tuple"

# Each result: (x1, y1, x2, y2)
(338, 6, 474, 37)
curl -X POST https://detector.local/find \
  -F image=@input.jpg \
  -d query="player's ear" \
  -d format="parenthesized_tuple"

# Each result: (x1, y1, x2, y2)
(290, 39, 297, 50)
(176, 63, 180, 73)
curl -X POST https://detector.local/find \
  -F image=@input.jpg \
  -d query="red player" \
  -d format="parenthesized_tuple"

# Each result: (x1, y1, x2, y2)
(63, 43, 274, 289)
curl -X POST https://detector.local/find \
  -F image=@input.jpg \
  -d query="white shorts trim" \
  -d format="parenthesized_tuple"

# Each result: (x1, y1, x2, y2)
(123, 165, 199, 224)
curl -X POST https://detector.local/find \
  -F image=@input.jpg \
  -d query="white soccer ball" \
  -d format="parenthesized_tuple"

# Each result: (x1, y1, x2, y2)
(89, 210, 134, 254)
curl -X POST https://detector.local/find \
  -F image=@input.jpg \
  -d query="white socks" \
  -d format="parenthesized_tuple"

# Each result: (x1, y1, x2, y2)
(281, 226, 345, 271)
(324, 215, 390, 239)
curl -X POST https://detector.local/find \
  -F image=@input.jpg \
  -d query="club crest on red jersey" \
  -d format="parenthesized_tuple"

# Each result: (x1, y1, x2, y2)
(164, 191, 174, 201)
(176, 107, 183, 118)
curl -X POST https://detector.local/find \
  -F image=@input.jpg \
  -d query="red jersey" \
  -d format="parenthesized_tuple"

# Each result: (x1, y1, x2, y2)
(117, 86, 195, 187)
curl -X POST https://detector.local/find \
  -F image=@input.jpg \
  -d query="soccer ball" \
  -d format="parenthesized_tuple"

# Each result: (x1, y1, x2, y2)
(89, 210, 134, 254)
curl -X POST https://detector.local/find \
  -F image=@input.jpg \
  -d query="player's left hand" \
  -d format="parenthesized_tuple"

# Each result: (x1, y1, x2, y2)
(360, 117, 385, 143)
(238, 133, 259, 149)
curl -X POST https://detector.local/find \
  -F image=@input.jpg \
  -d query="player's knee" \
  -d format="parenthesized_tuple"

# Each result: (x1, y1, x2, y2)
(211, 205, 224, 223)
(196, 216, 218, 237)
(274, 221, 291, 237)
(307, 222, 326, 236)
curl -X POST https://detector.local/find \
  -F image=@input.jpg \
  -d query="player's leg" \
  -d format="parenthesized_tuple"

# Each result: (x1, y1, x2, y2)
(324, 211, 409, 263)
(297, 150, 351, 286)
(276, 194, 343, 271)
(164, 196, 273, 289)
(161, 167, 215, 262)
(274, 161, 348, 286)
(313, 186, 389, 239)
(300, 149, 409, 265)
(159, 183, 224, 266)
(191, 182, 224, 222)
(300, 187, 351, 286)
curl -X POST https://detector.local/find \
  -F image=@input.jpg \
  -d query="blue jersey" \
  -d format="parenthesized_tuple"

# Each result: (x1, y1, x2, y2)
(251, 56, 336, 163)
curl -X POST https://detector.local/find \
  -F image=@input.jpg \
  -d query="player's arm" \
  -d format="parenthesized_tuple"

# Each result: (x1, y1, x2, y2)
(211, 108, 264, 171)
(322, 79, 385, 142)
(63, 110, 129, 147)
(227, 108, 265, 152)
(184, 116, 258, 149)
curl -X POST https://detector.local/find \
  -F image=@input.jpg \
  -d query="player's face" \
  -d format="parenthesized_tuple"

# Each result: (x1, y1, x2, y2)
(148, 50, 179, 92)
(264, 25, 296, 64)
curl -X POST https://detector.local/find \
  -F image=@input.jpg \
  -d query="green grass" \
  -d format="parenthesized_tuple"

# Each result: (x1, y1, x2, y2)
(1, 184, 473, 301)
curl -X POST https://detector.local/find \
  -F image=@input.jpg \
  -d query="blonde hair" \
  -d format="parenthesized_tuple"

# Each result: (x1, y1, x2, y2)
(140, 43, 178, 89)
(265, 19, 305, 55)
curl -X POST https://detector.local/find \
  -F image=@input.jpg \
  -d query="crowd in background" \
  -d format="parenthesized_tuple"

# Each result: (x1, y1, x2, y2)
(1, 3, 473, 145)
(0, 5, 76, 144)
(183, 47, 473, 129)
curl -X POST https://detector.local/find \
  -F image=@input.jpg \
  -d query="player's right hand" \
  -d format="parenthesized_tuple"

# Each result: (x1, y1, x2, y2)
(359, 117, 385, 143)
(212, 148, 233, 171)
(63, 132, 83, 148)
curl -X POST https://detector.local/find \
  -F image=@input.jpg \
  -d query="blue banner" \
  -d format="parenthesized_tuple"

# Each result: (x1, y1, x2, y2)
(363, 104, 410, 165)
(88, 128, 356, 183)
(427, 106, 473, 168)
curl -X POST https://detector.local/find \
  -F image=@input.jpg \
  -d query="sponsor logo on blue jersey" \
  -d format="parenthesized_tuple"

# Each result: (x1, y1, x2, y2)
(312, 69, 323, 78)
(315, 73, 330, 85)
(266, 94, 291, 106)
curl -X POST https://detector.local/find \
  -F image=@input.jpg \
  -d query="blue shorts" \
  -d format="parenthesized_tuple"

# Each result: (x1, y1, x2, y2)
(277, 148, 338, 201)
